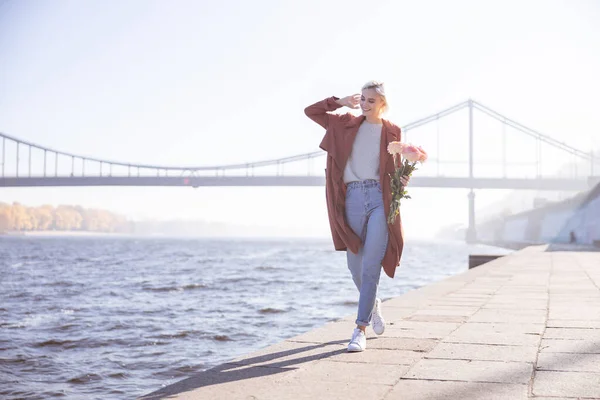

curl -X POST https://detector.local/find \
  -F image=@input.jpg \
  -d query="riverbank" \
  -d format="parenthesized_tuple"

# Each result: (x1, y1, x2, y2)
(139, 245, 600, 400)
(1, 230, 127, 237)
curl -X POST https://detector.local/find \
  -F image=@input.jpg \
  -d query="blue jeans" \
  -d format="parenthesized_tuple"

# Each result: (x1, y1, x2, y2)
(345, 179, 388, 327)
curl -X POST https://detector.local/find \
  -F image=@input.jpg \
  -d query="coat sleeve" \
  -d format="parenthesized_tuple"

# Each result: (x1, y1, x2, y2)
(304, 96, 343, 129)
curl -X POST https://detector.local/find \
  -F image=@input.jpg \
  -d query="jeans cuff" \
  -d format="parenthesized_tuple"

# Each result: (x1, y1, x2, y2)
(356, 319, 370, 327)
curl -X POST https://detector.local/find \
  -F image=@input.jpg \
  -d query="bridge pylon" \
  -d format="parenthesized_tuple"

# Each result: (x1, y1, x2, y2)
(466, 189, 477, 244)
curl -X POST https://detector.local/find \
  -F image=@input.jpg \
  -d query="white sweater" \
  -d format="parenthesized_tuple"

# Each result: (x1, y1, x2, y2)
(343, 121, 382, 183)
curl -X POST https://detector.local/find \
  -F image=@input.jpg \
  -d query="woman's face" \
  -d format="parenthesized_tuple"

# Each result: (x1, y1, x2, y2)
(360, 88, 385, 119)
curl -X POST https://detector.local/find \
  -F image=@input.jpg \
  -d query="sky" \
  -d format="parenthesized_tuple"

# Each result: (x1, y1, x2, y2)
(1, 0, 599, 237)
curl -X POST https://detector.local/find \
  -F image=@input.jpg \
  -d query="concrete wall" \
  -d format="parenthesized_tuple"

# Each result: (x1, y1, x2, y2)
(477, 182, 600, 246)
(557, 192, 600, 245)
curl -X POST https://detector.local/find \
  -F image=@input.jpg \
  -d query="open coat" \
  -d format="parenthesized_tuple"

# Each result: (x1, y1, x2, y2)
(304, 96, 404, 278)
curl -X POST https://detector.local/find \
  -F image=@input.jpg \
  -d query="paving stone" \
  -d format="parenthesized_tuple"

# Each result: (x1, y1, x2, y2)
(539, 339, 600, 354)
(404, 315, 469, 323)
(443, 329, 541, 347)
(365, 337, 439, 352)
(544, 327, 600, 340)
(533, 370, 600, 398)
(469, 309, 547, 324)
(427, 342, 538, 363)
(528, 397, 581, 400)
(547, 319, 600, 329)
(413, 308, 478, 317)
(384, 380, 528, 400)
(482, 301, 547, 310)
(293, 360, 410, 385)
(549, 308, 600, 320)
(426, 299, 488, 307)
(537, 352, 600, 373)
(452, 322, 545, 335)
(404, 358, 533, 384)
(383, 321, 461, 339)
(327, 348, 424, 365)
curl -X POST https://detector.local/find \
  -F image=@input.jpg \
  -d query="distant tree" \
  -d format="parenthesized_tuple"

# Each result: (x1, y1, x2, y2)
(12, 202, 33, 231)
(0, 204, 11, 232)
(0, 202, 130, 233)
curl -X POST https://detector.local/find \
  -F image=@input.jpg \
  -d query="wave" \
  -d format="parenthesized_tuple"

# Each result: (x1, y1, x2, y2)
(52, 323, 80, 332)
(142, 283, 208, 292)
(212, 335, 233, 342)
(181, 283, 208, 290)
(255, 265, 278, 271)
(33, 337, 134, 349)
(151, 330, 204, 339)
(108, 372, 130, 379)
(47, 280, 77, 287)
(33, 339, 80, 348)
(67, 373, 103, 384)
(258, 308, 287, 314)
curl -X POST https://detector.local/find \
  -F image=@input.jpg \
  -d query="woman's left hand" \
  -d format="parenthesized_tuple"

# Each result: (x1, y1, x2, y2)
(400, 175, 410, 186)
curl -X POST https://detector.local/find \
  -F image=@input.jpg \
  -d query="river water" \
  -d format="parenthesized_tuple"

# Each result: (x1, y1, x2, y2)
(0, 236, 511, 399)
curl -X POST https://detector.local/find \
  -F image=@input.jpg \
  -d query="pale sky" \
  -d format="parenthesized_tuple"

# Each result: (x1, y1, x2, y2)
(1, 0, 599, 237)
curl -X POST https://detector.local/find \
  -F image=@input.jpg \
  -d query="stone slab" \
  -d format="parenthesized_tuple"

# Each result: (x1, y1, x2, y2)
(365, 337, 439, 352)
(327, 348, 423, 365)
(383, 321, 461, 339)
(452, 322, 545, 334)
(533, 370, 600, 398)
(469, 309, 547, 324)
(442, 330, 541, 346)
(540, 339, 600, 354)
(547, 319, 600, 329)
(293, 360, 410, 385)
(384, 380, 528, 400)
(412, 308, 479, 317)
(404, 315, 469, 323)
(537, 352, 600, 373)
(403, 359, 533, 384)
(427, 342, 538, 363)
(544, 327, 600, 340)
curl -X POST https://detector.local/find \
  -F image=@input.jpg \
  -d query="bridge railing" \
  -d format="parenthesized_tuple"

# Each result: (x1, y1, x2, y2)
(1, 99, 598, 182)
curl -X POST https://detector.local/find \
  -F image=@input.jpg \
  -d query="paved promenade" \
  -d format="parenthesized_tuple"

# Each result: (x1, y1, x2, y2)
(140, 245, 600, 400)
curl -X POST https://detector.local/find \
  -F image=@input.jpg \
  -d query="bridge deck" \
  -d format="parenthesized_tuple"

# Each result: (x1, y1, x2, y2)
(139, 245, 600, 400)
(1, 176, 597, 190)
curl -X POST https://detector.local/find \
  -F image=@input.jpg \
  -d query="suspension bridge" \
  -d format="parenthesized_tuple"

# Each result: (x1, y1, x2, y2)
(1, 99, 598, 242)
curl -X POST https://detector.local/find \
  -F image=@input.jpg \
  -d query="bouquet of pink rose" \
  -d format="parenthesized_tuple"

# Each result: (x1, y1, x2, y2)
(386, 141, 428, 224)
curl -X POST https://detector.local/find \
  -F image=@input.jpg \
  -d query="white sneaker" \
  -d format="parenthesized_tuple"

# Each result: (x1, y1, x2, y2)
(347, 328, 366, 352)
(372, 298, 385, 335)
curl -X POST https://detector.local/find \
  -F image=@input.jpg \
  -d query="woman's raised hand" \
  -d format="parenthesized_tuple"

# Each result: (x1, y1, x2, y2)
(336, 94, 361, 109)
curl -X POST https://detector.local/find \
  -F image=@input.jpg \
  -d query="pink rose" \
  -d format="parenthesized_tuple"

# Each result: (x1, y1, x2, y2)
(417, 146, 428, 163)
(387, 141, 405, 155)
(402, 144, 422, 162)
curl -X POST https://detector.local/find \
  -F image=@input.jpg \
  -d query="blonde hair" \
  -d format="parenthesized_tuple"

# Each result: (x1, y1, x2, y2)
(361, 80, 388, 114)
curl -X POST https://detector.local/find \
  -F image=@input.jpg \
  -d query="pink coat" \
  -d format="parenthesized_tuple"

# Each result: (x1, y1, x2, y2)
(305, 96, 404, 278)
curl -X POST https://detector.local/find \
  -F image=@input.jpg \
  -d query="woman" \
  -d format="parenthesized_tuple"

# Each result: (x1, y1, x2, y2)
(304, 81, 408, 352)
